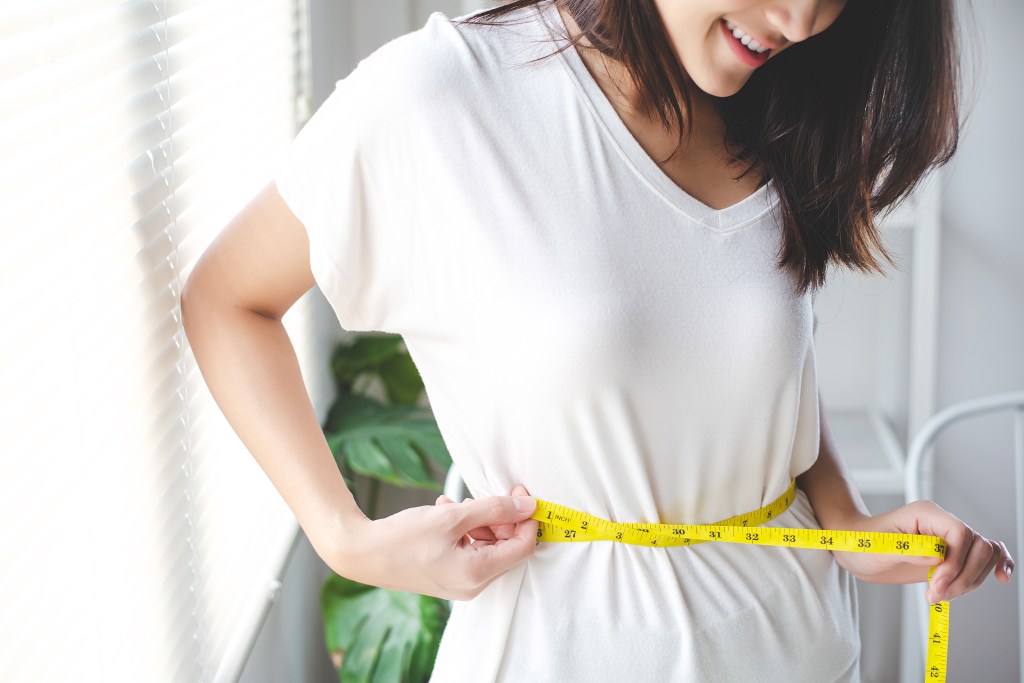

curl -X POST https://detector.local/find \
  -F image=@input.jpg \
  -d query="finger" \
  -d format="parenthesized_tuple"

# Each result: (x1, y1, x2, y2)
(514, 504, 540, 544)
(468, 522, 539, 594)
(509, 484, 540, 547)
(437, 496, 502, 543)
(490, 484, 533, 541)
(466, 526, 499, 542)
(457, 493, 537, 532)
(969, 542, 1001, 592)
(942, 537, 999, 600)
(437, 494, 480, 543)
(927, 525, 978, 602)
(995, 540, 1014, 583)
(487, 525, 517, 542)
(466, 509, 538, 570)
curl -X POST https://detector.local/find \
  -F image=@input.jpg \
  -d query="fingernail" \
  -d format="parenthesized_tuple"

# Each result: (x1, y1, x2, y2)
(1006, 564, 1013, 579)
(513, 496, 535, 513)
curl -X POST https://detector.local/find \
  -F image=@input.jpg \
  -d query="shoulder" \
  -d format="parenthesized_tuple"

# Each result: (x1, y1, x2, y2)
(303, 4, 562, 170)
(340, 4, 555, 119)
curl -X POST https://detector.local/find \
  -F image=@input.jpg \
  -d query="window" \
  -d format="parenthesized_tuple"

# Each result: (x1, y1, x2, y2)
(0, 1, 332, 680)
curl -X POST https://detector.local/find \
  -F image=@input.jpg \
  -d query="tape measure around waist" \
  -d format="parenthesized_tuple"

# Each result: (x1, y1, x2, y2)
(529, 479, 950, 683)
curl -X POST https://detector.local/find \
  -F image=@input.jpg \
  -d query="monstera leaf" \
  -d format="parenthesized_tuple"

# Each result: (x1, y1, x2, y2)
(325, 393, 451, 490)
(321, 333, 453, 683)
(322, 574, 450, 683)
(330, 333, 425, 406)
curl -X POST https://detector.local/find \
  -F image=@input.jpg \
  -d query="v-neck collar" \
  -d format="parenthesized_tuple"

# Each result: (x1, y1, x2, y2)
(537, 0, 779, 231)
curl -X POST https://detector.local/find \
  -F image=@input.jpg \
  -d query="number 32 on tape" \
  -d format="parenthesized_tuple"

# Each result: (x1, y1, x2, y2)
(530, 487, 950, 683)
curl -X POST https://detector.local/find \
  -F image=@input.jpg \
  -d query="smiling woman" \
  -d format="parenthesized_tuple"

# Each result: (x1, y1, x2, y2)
(180, 0, 1013, 681)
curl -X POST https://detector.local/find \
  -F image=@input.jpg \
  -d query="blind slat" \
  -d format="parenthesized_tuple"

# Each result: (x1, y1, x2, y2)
(1, 1, 319, 681)
(0, 0, 167, 82)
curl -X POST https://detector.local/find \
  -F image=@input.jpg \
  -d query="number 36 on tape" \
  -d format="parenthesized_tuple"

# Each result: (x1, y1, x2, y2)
(529, 479, 950, 683)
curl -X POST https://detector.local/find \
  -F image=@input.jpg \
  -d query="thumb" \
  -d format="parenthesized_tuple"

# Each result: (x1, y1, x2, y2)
(458, 494, 536, 531)
(511, 483, 531, 497)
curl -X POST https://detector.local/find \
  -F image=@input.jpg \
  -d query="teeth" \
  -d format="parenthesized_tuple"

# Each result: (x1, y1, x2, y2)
(724, 20, 770, 54)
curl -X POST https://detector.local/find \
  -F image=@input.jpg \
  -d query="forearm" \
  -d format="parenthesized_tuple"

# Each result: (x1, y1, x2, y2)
(796, 390, 871, 529)
(181, 294, 366, 562)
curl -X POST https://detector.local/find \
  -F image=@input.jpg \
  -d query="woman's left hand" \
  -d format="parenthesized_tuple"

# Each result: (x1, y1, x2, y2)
(832, 499, 1014, 603)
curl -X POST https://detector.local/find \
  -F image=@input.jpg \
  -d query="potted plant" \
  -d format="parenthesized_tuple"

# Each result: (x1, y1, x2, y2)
(319, 332, 453, 683)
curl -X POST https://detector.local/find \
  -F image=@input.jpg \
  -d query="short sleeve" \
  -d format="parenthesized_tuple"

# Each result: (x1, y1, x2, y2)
(273, 59, 414, 334)
(273, 9, 524, 335)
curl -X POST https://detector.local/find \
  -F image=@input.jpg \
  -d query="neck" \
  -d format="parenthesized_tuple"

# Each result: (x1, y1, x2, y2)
(556, 5, 723, 140)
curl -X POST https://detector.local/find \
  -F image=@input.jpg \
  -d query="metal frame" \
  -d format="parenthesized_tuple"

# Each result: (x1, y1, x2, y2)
(443, 462, 468, 502)
(900, 390, 1024, 683)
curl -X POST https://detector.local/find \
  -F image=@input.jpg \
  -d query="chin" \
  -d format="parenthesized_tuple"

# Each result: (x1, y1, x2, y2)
(691, 76, 746, 98)
(692, 80, 741, 98)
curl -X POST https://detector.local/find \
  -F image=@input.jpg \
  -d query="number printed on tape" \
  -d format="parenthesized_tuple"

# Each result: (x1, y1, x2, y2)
(529, 479, 950, 683)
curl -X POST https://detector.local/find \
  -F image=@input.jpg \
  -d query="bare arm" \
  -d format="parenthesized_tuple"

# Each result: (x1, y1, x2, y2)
(181, 182, 538, 599)
(181, 182, 364, 562)
(797, 389, 1013, 602)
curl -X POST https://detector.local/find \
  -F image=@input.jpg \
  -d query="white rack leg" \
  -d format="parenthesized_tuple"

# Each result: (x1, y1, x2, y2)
(1014, 407, 1024, 683)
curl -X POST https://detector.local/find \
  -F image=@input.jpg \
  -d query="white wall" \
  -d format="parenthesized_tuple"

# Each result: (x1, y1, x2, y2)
(310, 0, 468, 110)
(932, 1, 1024, 679)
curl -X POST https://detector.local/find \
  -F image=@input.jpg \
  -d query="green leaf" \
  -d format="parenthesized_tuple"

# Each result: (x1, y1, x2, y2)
(345, 439, 398, 482)
(331, 334, 405, 389)
(377, 351, 424, 406)
(322, 574, 450, 683)
(324, 393, 390, 435)
(410, 432, 452, 471)
(375, 435, 434, 488)
(324, 395, 451, 490)
(329, 333, 426, 407)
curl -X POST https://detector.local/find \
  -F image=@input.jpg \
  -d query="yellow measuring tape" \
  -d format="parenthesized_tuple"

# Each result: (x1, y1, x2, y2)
(530, 479, 950, 682)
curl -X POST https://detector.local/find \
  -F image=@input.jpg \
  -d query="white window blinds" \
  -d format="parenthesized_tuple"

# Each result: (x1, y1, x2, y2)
(0, 1, 332, 681)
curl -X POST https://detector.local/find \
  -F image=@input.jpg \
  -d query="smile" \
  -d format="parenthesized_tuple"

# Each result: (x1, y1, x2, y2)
(719, 19, 771, 68)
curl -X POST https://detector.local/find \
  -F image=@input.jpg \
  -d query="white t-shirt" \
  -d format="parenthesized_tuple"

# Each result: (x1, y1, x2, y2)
(275, 1, 860, 680)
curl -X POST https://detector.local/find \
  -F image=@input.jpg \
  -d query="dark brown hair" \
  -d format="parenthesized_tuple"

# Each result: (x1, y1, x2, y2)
(459, 0, 963, 297)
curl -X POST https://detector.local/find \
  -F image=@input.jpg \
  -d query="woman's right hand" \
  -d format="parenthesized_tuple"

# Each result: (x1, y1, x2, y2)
(181, 182, 541, 602)
(330, 484, 538, 601)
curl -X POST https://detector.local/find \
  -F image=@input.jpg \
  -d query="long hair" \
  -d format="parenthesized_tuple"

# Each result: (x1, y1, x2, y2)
(459, 0, 963, 297)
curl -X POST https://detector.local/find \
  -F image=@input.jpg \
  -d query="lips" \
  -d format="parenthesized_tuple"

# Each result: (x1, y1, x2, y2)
(719, 19, 771, 68)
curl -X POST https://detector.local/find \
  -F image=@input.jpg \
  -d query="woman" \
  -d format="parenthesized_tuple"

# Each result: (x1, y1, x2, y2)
(181, 0, 1014, 680)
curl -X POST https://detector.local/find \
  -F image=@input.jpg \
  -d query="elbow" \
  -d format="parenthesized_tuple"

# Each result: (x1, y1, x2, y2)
(180, 271, 277, 347)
